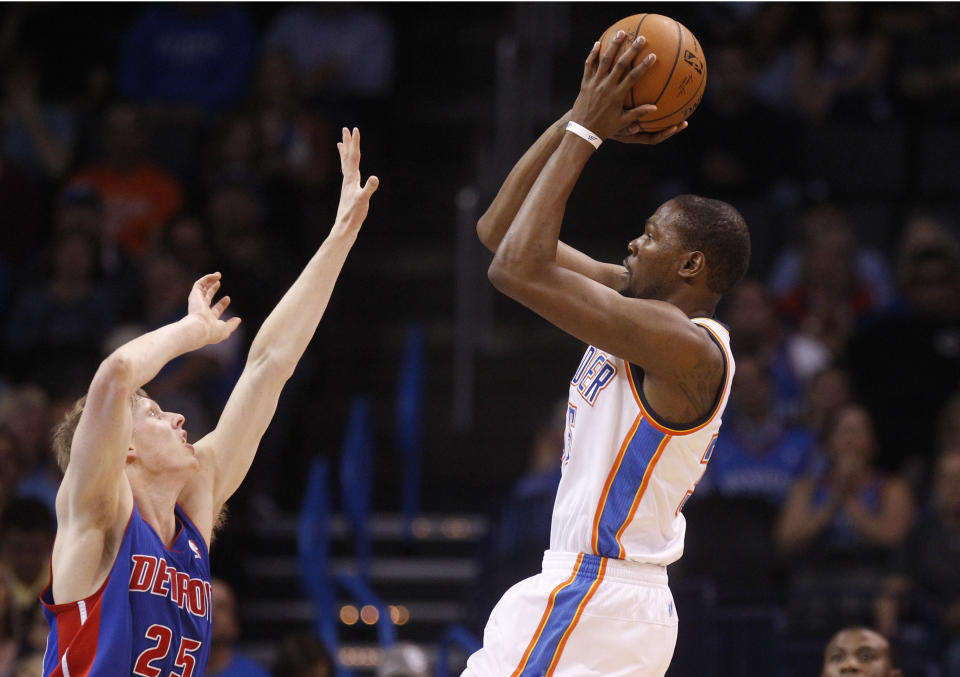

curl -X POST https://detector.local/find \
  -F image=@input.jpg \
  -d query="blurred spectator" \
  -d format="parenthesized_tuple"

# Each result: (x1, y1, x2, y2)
(687, 42, 798, 199)
(118, 4, 255, 114)
(50, 182, 140, 320)
(207, 578, 270, 677)
(722, 279, 804, 418)
(271, 631, 334, 677)
(875, 445, 960, 675)
(0, 133, 39, 279)
(207, 176, 289, 333)
(878, 4, 960, 122)
(820, 627, 902, 677)
(775, 403, 914, 563)
(771, 203, 891, 382)
(67, 102, 183, 258)
(1, 52, 74, 180)
(263, 5, 394, 101)
(157, 214, 216, 281)
(0, 427, 22, 514)
(0, 385, 59, 515)
(0, 498, 53, 629)
(10, 654, 41, 677)
(793, 3, 892, 121)
(844, 212, 960, 473)
(698, 354, 815, 505)
(376, 642, 430, 677)
(472, 402, 563, 630)
(0, 569, 18, 677)
(207, 112, 262, 183)
(770, 202, 894, 313)
(803, 365, 853, 442)
(3, 227, 115, 390)
(746, 3, 804, 113)
(249, 49, 337, 192)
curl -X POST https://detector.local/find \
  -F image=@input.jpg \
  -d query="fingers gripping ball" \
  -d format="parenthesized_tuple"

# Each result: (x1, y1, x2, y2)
(599, 13, 706, 131)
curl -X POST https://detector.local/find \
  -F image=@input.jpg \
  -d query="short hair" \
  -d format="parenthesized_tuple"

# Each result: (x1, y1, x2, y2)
(51, 389, 148, 473)
(670, 194, 751, 295)
(825, 627, 899, 669)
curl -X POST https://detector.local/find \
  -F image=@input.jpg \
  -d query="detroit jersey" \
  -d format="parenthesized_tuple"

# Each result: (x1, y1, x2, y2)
(42, 504, 213, 677)
(550, 317, 734, 565)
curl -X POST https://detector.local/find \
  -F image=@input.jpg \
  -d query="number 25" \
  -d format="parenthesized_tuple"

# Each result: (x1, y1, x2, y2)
(133, 624, 203, 677)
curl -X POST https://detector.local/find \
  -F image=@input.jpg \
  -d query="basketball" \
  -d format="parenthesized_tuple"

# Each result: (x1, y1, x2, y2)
(598, 13, 707, 132)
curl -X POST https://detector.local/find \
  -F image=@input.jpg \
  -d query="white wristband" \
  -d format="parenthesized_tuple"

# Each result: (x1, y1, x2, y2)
(565, 121, 602, 149)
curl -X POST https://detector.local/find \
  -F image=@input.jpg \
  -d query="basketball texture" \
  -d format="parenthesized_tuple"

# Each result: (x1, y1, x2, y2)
(598, 13, 707, 131)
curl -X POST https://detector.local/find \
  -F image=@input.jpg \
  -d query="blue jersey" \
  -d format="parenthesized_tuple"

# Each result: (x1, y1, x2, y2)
(42, 503, 213, 677)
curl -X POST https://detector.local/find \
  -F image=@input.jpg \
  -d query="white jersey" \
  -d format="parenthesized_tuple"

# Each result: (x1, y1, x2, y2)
(549, 317, 734, 566)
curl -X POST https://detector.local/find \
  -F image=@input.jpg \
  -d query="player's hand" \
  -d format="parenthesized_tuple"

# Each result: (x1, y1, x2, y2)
(186, 272, 242, 345)
(570, 31, 659, 142)
(333, 127, 379, 236)
(612, 120, 688, 145)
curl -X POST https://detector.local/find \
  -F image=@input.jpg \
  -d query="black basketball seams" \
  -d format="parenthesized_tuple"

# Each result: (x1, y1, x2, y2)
(629, 13, 650, 110)
(652, 18, 684, 106)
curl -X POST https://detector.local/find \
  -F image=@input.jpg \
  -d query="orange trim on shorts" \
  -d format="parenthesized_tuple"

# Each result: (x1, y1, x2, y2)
(624, 320, 732, 436)
(544, 557, 608, 676)
(590, 414, 643, 556)
(511, 554, 585, 677)
(613, 434, 672, 558)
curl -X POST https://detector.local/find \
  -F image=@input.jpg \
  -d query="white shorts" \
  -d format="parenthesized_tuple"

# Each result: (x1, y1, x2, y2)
(463, 551, 678, 677)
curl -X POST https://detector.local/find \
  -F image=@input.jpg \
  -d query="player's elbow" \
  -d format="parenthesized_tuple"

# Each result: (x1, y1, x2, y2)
(487, 256, 518, 294)
(246, 347, 297, 385)
(476, 214, 497, 252)
(94, 353, 136, 391)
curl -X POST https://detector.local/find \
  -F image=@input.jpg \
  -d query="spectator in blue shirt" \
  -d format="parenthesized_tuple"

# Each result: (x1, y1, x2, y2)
(700, 353, 816, 504)
(118, 5, 255, 113)
(207, 578, 270, 677)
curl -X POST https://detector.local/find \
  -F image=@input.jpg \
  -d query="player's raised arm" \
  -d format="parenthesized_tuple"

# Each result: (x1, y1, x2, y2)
(476, 35, 684, 292)
(488, 34, 718, 385)
(60, 273, 240, 527)
(51, 274, 239, 603)
(194, 127, 378, 516)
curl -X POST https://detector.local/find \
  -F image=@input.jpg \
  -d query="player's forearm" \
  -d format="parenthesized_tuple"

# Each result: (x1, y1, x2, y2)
(490, 133, 594, 285)
(104, 316, 210, 392)
(477, 111, 572, 252)
(247, 230, 356, 375)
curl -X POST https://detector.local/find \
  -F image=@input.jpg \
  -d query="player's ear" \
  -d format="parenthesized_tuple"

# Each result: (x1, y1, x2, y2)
(679, 250, 704, 279)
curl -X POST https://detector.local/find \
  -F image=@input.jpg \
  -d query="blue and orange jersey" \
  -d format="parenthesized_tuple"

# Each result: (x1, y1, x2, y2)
(551, 317, 735, 565)
(41, 503, 213, 677)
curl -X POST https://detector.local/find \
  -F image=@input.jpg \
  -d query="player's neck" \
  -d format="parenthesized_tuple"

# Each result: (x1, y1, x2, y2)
(664, 284, 718, 319)
(129, 475, 183, 547)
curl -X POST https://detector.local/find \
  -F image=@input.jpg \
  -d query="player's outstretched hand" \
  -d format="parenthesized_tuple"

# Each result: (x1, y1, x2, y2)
(333, 127, 379, 237)
(612, 120, 688, 145)
(571, 31, 659, 142)
(187, 272, 242, 345)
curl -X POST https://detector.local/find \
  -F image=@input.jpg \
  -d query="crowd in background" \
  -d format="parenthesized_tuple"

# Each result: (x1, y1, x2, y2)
(1, 3, 960, 675)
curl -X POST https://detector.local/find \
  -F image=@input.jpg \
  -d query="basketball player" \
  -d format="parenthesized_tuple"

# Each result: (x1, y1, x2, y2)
(466, 32, 750, 676)
(821, 627, 902, 677)
(41, 128, 378, 676)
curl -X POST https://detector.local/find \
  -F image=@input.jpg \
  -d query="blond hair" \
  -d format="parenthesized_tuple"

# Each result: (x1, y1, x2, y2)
(51, 389, 148, 472)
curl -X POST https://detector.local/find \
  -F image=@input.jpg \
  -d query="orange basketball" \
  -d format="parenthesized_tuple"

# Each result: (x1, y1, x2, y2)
(598, 13, 707, 132)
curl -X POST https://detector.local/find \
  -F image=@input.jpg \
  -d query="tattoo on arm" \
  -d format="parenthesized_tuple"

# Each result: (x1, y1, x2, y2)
(675, 356, 721, 418)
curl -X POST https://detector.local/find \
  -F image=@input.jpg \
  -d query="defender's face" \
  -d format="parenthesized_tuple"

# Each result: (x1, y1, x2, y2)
(130, 398, 197, 473)
(821, 629, 899, 677)
(623, 201, 687, 300)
